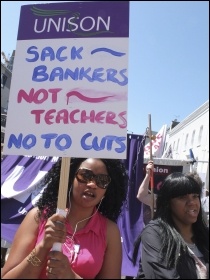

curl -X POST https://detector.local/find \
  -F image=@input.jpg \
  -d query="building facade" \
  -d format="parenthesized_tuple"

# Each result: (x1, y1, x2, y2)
(1, 62, 12, 112)
(163, 100, 209, 191)
(1, 62, 12, 146)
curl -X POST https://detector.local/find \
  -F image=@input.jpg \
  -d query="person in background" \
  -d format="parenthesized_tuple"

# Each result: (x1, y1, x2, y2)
(137, 162, 207, 224)
(136, 160, 156, 208)
(133, 172, 209, 279)
(201, 189, 209, 227)
(2, 157, 128, 279)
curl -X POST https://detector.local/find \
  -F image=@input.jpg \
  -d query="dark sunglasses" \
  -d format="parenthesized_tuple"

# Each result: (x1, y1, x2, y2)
(75, 167, 111, 189)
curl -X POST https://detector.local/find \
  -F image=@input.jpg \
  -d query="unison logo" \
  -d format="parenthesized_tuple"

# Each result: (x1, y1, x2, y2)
(31, 6, 113, 37)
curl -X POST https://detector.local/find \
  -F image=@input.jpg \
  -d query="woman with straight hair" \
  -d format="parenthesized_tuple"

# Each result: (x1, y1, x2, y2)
(133, 172, 209, 279)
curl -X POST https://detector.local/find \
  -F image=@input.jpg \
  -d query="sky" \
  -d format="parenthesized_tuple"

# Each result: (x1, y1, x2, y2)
(1, 1, 209, 135)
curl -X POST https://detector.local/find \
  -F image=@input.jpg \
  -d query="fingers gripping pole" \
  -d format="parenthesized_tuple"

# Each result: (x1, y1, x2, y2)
(52, 157, 71, 252)
(51, 209, 67, 251)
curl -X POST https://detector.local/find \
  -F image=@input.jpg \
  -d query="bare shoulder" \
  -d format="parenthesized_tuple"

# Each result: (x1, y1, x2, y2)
(107, 219, 120, 230)
(96, 219, 122, 278)
(13, 207, 40, 235)
(6, 207, 41, 262)
(106, 219, 121, 240)
(1, 208, 41, 277)
(24, 207, 40, 224)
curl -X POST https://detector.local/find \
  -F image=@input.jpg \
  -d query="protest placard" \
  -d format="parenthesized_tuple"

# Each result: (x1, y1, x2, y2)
(3, 1, 129, 159)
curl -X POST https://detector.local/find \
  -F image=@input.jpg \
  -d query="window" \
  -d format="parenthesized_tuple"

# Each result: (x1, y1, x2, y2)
(1, 132, 5, 144)
(198, 126, 203, 146)
(173, 141, 176, 150)
(176, 139, 180, 151)
(1, 73, 7, 88)
(191, 130, 195, 147)
(1, 114, 7, 127)
(184, 134, 189, 150)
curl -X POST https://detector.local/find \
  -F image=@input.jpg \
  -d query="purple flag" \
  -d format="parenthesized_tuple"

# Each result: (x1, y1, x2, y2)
(1, 155, 58, 243)
(118, 134, 145, 277)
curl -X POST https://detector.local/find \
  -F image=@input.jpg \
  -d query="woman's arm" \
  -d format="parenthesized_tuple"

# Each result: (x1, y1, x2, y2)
(1, 207, 67, 279)
(1, 207, 46, 279)
(96, 220, 122, 279)
(136, 161, 153, 207)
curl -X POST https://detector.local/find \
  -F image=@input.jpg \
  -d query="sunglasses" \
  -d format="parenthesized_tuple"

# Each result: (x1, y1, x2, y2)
(75, 167, 111, 189)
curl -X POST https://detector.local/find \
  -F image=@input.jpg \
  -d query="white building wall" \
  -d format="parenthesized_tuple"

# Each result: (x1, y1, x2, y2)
(164, 100, 209, 191)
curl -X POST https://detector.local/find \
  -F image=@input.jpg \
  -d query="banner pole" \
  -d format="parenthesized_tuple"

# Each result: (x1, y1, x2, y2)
(52, 157, 71, 251)
(148, 114, 154, 219)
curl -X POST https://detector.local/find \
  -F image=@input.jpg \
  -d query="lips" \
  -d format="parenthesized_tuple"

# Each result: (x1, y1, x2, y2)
(83, 191, 95, 198)
(186, 209, 198, 217)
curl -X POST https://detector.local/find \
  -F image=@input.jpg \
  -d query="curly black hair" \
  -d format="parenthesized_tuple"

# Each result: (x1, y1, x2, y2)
(133, 172, 209, 267)
(36, 157, 128, 223)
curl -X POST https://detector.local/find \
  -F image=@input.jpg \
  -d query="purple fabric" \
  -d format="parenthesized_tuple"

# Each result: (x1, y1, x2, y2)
(118, 134, 145, 277)
(1, 155, 58, 243)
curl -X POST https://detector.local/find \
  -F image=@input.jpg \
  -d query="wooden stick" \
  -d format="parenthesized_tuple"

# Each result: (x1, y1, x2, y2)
(52, 157, 71, 252)
(57, 157, 71, 209)
(148, 114, 154, 219)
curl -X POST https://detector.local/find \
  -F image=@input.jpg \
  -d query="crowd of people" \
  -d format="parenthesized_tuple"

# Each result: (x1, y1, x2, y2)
(1, 158, 209, 279)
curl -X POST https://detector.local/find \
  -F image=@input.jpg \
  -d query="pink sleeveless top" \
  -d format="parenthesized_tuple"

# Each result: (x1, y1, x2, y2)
(36, 211, 107, 279)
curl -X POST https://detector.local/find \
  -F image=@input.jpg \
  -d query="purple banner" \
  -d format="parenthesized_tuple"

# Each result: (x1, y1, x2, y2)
(118, 134, 145, 277)
(1, 155, 58, 243)
(17, 1, 129, 40)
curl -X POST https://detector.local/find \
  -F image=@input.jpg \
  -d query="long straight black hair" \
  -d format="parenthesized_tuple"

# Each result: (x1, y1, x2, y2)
(133, 172, 209, 267)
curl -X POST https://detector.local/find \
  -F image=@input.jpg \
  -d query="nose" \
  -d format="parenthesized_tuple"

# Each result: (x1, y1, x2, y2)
(86, 180, 97, 188)
(186, 194, 197, 204)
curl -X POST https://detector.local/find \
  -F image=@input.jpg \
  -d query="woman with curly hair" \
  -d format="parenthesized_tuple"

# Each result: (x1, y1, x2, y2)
(2, 157, 128, 279)
(133, 172, 209, 279)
